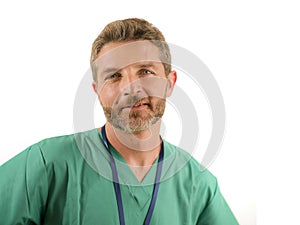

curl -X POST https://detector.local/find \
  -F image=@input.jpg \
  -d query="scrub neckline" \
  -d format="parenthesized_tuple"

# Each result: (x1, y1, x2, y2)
(96, 128, 162, 185)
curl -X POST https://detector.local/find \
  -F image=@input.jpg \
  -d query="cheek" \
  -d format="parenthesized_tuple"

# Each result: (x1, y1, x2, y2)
(152, 97, 166, 107)
(99, 86, 119, 106)
(139, 77, 168, 98)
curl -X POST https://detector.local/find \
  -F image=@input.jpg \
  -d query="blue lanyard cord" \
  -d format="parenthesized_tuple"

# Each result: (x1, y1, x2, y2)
(101, 125, 164, 225)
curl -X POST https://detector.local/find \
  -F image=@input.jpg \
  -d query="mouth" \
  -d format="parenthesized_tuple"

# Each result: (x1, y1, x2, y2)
(132, 101, 150, 108)
(121, 100, 151, 110)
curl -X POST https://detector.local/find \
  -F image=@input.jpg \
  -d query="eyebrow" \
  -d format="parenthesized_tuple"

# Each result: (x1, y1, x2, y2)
(135, 63, 157, 69)
(102, 67, 119, 75)
(101, 63, 158, 75)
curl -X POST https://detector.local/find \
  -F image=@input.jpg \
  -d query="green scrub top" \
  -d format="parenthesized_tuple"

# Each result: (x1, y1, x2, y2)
(0, 129, 238, 225)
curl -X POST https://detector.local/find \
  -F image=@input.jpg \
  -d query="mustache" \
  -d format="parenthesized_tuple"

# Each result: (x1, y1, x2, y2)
(117, 96, 152, 111)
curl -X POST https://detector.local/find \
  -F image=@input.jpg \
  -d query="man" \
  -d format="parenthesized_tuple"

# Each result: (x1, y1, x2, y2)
(0, 18, 238, 224)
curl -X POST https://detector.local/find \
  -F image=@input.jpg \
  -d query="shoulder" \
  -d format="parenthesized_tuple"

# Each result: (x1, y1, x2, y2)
(162, 141, 223, 214)
(163, 140, 218, 186)
(30, 129, 98, 164)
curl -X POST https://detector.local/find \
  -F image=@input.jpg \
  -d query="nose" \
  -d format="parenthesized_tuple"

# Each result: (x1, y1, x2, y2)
(121, 73, 143, 96)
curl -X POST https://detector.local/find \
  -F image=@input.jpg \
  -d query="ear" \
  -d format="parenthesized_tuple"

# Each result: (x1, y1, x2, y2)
(166, 70, 177, 97)
(92, 81, 98, 94)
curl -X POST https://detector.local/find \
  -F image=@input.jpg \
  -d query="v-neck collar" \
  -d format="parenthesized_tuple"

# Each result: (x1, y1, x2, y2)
(97, 128, 161, 186)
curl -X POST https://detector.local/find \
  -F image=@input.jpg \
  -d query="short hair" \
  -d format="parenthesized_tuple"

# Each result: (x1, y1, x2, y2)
(90, 18, 172, 81)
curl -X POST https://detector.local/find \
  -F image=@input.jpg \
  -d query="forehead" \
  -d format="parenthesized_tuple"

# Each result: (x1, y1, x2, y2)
(94, 40, 162, 75)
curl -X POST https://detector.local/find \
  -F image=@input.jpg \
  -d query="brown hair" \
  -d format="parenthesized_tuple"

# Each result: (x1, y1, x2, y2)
(90, 18, 171, 81)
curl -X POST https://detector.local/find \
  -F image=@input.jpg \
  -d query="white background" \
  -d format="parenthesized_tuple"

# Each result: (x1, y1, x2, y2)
(1, 0, 300, 224)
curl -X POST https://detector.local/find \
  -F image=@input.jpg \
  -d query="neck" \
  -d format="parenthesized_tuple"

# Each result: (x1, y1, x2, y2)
(102, 122, 162, 167)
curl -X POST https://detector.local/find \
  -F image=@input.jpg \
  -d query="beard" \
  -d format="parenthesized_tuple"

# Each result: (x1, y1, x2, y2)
(102, 97, 166, 133)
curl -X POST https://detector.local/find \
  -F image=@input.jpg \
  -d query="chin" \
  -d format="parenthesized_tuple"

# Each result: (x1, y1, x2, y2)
(111, 116, 161, 134)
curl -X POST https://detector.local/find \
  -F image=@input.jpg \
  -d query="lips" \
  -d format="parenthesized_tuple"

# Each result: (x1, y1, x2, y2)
(132, 101, 149, 107)
(121, 99, 151, 110)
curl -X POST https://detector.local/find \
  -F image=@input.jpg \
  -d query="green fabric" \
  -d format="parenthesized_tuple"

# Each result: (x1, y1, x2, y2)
(0, 129, 238, 225)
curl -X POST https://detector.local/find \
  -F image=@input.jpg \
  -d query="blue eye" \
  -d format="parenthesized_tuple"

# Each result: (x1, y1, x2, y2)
(140, 69, 154, 75)
(105, 73, 121, 80)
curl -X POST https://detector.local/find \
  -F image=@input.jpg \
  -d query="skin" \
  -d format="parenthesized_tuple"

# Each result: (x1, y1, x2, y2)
(92, 40, 177, 181)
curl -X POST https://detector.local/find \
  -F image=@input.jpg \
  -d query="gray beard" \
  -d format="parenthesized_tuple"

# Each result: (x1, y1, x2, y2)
(102, 99, 166, 133)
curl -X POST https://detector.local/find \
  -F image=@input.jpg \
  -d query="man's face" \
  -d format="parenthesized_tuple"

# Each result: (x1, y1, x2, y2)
(92, 41, 176, 133)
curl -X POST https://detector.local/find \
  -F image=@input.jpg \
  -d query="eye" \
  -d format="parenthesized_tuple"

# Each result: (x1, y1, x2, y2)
(105, 73, 121, 80)
(139, 69, 154, 76)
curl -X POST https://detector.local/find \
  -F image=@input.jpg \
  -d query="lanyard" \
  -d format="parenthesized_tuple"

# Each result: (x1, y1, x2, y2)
(101, 125, 164, 225)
